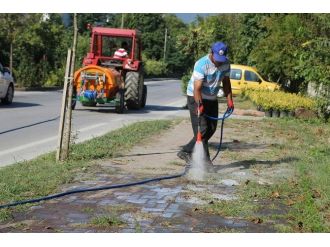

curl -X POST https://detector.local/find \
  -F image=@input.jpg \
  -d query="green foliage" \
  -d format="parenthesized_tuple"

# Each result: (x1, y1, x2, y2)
(0, 14, 72, 87)
(144, 59, 168, 77)
(124, 14, 165, 60)
(76, 13, 115, 34)
(0, 13, 328, 94)
(244, 89, 316, 112)
(44, 67, 65, 87)
(161, 15, 188, 76)
(180, 72, 191, 95)
(75, 34, 90, 68)
(90, 215, 125, 228)
(315, 97, 330, 122)
(295, 15, 330, 90)
(177, 14, 329, 95)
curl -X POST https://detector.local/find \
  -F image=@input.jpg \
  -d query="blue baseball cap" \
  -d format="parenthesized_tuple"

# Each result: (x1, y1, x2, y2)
(211, 42, 228, 63)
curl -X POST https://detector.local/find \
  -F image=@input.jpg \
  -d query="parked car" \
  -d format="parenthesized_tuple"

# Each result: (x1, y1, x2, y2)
(218, 64, 280, 97)
(0, 62, 15, 104)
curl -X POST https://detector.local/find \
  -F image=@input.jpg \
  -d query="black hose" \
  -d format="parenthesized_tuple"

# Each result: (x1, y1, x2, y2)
(0, 164, 190, 209)
(205, 107, 233, 161)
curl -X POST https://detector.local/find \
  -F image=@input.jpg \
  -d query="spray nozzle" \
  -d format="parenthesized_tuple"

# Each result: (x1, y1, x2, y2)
(196, 131, 202, 143)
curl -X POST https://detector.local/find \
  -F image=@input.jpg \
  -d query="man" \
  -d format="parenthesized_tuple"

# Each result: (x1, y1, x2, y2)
(113, 48, 128, 59)
(113, 41, 130, 58)
(177, 41, 234, 165)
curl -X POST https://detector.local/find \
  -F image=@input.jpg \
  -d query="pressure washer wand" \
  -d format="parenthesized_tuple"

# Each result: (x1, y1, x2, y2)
(196, 102, 202, 143)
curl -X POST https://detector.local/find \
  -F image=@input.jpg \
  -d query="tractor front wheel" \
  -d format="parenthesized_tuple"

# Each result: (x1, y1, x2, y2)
(141, 85, 147, 108)
(115, 90, 125, 114)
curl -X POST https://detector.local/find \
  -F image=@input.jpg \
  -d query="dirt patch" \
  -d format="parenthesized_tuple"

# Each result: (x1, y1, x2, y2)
(107, 120, 191, 176)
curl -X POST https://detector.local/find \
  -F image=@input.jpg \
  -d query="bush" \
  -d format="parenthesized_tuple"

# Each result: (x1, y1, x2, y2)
(316, 97, 330, 122)
(45, 67, 65, 87)
(180, 72, 191, 95)
(144, 59, 168, 77)
(243, 89, 317, 112)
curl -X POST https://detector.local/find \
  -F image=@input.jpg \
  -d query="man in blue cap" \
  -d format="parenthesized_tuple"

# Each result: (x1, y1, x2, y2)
(177, 41, 234, 166)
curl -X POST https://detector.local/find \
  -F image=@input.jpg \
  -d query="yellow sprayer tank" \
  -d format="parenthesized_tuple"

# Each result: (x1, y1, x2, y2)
(73, 65, 125, 112)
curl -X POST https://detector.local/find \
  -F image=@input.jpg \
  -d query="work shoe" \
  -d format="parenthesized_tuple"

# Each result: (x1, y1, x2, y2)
(177, 150, 192, 163)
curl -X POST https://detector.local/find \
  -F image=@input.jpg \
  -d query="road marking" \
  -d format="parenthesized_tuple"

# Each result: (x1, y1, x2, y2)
(0, 122, 108, 156)
(165, 98, 186, 107)
(75, 122, 108, 132)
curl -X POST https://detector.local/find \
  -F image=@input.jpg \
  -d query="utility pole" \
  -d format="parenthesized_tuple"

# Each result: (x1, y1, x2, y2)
(56, 13, 78, 162)
(121, 13, 125, 28)
(56, 49, 72, 162)
(163, 28, 168, 62)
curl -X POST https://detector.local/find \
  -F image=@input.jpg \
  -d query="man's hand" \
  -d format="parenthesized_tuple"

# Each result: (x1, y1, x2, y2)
(227, 98, 234, 110)
(196, 102, 204, 116)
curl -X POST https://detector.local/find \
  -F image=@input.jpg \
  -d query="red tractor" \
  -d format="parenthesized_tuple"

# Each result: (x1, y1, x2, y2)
(73, 27, 147, 113)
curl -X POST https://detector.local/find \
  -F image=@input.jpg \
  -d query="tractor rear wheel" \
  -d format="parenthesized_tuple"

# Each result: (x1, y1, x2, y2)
(125, 71, 144, 110)
(71, 88, 77, 110)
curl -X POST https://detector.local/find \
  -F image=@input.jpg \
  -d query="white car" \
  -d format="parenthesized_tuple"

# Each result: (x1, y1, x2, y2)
(0, 62, 15, 105)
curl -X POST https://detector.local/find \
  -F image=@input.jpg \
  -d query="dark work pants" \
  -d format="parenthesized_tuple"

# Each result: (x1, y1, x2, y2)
(182, 96, 218, 159)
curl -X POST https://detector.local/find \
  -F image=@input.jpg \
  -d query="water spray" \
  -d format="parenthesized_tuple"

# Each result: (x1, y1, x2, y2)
(189, 102, 207, 181)
(196, 101, 202, 143)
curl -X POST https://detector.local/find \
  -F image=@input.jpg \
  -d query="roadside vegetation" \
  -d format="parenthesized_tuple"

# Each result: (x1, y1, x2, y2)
(0, 120, 173, 222)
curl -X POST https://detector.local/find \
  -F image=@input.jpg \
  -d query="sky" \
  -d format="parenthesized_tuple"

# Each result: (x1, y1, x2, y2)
(175, 13, 210, 23)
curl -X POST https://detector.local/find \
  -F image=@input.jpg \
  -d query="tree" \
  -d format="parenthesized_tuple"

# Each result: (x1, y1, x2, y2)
(295, 14, 330, 94)
(0, 14, 26, 72)
(75, 13, 116, 34)
(8, 14, 70, 87)
(124, 14, 166, 60)
(162, 14, 188, 76)
(250, 14, 320, 92)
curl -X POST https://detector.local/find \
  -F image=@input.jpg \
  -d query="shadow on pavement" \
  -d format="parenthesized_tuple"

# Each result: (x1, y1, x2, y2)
(209, 141, 271, 151)
(212, 156, 299, 172)
(0, 116, 60, 135)
(74, 104, 185, 114)
(0, 102, 41, 108)
(113, 151, 178, 158)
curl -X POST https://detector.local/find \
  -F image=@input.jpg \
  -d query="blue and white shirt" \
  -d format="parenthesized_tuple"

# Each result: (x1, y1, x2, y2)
(186, 55, 230, 100)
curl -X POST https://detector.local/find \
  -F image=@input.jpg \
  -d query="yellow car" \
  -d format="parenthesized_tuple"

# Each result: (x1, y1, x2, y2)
(228, 64, 280, 95)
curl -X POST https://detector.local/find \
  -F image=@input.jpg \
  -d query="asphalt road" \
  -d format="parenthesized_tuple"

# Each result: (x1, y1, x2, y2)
(0, 79, 188, 167)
